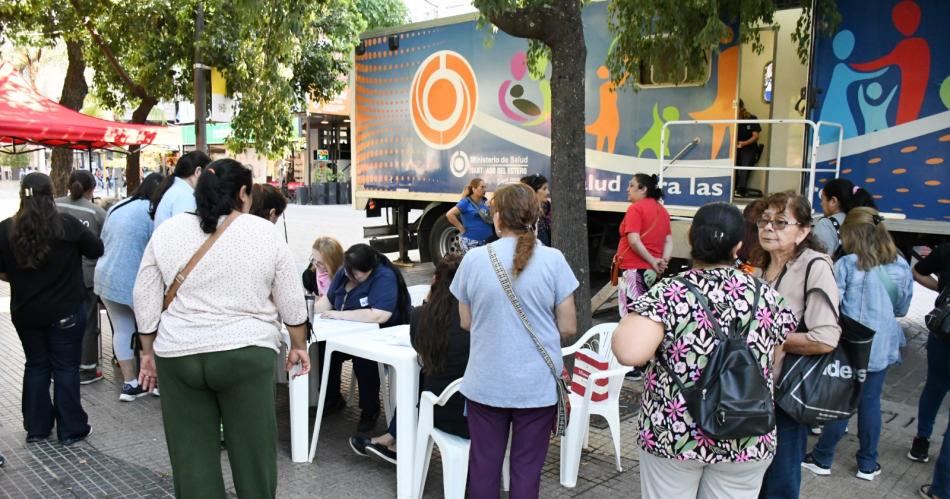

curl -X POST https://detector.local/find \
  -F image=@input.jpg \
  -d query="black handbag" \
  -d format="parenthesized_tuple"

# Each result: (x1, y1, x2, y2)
(925, 287, 950, 341)
(774, 258, 875, 424)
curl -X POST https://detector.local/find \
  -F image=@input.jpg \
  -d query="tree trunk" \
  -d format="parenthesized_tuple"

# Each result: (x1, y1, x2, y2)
(548, 1, 591, 336)
(50, 39, 88, 196)
(125, 97, 157, 194)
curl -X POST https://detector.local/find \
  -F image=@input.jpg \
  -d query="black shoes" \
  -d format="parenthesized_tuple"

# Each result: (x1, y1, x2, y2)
(349, 436, 372, 457)
(357, 410, 380, 433)
(25, 433, 49, 444)
(61, 426, 92, 446)
(366, 443, 397, 465)
(0, 453, 5, 467)
(908, 437, 931, 463)
(323, 397, 347, 416)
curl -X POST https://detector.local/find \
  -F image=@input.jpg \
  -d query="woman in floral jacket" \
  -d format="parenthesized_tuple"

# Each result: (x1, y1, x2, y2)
(613, 203, 797, 499)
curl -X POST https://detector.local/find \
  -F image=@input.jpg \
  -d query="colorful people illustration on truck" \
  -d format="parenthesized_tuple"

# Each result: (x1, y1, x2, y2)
(586, 66, 621, 153)
(689, 30, 738, 160)
(849, 0, 930, 125)
(858, 82, 898, 133)
(636, 103, 681, 159)
(498, 51, 551, 127)
(818, 30, 889, 143)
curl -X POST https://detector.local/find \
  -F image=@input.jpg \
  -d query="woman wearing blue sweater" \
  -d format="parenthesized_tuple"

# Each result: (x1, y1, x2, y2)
(94, 173, 164, 402)
(801, 207, 913, 481)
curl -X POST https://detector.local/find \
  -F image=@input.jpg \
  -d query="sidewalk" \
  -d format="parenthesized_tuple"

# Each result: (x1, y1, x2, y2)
(0, 194, 944, 497)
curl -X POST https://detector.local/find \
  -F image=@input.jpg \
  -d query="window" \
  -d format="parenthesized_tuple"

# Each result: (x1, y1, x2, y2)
(763, 61, 774, 103)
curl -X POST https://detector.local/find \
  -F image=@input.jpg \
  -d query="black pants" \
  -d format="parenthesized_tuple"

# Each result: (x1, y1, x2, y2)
(318, 341, 381, 414)
(735, 145, 758, 192)
(16, 304, 90, 442)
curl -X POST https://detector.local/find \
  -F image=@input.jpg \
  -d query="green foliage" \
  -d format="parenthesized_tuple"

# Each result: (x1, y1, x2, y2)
(0, 152, 30, 168)
(205, 0, 365, 158)
(356, 0, 409, 30)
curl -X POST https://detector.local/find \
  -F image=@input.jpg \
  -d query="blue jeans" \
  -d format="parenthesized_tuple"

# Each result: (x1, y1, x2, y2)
(810, 368, 888, 471)
(15, 304, 90, 442)
(918, 334, 950, 440)
(760, 406, 809, 499)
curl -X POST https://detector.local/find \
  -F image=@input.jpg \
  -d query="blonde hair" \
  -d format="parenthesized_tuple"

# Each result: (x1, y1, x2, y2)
(311, 236, 344, 277)
(491, 183, 540, 277)
(461, 178, 484, 198)
(840, 207, 898, 270)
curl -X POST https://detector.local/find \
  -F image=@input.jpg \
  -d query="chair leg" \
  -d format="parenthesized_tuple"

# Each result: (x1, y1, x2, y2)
(605, 407, 623, 472)
(345, 361, 357, 405)
(411, 436, 434, 499)
(441, 445, 470, 499)
(559, 405, 589, 488)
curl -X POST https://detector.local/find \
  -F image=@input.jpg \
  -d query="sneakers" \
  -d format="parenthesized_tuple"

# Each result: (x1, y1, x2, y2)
(79, 369, 103, 385)
(119, 383, 149, 402)
(810, 425, 823, 436)
(25, 433, 49, 444)
(855, 463, 882, 481)
(61, 426, 92, 446)
(366, 443, 397, 465)
(0, 453, 5, 467)
(920, 484, 936, 498)
(349, 436, 372, 457)
(151, 387, 160, 397)
(908, 437, 931, 463)
(801, 454, 831, 476)
(357, 410, 380, 433)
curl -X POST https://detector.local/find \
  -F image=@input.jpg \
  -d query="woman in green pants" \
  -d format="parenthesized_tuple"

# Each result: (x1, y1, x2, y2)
(133, 159, 310, 498)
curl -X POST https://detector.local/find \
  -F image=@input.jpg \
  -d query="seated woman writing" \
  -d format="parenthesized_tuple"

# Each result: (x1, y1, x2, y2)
(313, 243, 412, 432)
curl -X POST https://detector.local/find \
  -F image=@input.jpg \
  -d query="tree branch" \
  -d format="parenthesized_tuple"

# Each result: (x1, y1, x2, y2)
(67, 0, 151, 102)
(485, 3, 559, 44)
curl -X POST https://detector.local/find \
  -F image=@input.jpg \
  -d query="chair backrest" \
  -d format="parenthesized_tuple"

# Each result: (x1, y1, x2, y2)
(569, 323, 623, 402)
(408, 284, 431, 307)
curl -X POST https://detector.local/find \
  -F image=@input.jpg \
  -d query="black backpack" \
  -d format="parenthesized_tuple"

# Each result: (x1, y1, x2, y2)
(658, 277, 776, 440)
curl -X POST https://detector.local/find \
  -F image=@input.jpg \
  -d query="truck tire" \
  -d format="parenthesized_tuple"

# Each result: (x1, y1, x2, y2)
(429, 215, 461, 262)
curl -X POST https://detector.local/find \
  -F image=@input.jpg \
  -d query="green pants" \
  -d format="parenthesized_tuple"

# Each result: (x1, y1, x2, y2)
(156, 346, 277, 499)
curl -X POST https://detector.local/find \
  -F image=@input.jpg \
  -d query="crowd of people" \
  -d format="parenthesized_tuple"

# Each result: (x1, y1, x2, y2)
(0, 154, 946, 499)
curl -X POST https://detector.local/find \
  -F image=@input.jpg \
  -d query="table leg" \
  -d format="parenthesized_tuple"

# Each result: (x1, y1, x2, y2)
(395, 360, 420, 499)
(288, 363, 309, 462)
(308, 346, 336, 463)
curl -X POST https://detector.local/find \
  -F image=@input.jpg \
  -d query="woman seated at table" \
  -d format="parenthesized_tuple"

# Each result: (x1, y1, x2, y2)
(313, 243, 412, 432)
(348, 253, 469, 464)
(302, 236, 344, 298)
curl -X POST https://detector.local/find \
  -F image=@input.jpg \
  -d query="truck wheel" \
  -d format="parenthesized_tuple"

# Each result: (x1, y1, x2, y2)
(429, 215, 461, 262)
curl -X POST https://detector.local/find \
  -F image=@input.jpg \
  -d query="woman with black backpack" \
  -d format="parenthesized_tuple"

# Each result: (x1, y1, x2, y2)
(612, 202, 797, 498)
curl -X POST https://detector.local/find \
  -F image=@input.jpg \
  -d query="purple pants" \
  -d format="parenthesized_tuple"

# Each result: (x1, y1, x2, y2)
(466, 399, 556, 499)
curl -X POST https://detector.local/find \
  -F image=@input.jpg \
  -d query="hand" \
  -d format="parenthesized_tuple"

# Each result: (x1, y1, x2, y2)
(138, 352, 158, 392)
(737, 141, 745, 149)
(321, 310, 345, 320)
(285, 348, 311, 378)
(649, 257, 663, 274)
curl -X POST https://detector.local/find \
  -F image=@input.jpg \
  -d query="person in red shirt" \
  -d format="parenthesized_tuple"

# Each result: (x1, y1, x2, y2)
(615, 173, 672, 318)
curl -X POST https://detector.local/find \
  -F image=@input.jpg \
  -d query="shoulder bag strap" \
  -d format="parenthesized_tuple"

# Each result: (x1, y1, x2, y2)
(872, 265, 899, 308)
(799, 256, 839, 330)
(162, 212, 241, 311)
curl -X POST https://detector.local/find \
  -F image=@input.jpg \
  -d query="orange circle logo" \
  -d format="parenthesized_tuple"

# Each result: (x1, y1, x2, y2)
(410, 51, 478, 150)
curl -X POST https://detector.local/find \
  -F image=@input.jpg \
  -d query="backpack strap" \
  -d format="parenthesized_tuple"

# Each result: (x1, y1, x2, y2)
(675, 277, 726, 341)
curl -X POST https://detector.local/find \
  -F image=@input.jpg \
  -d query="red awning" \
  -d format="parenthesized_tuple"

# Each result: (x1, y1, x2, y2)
(0, 63, 176, 151)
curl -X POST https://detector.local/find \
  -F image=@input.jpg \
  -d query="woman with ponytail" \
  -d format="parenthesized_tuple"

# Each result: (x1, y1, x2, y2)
(450, 182, 578, 498)
(0, 172, 103, 446)
(55, 169, 107, 384)
(802, 207, 913, 481)
(615, 173, 672, 317)
(133, 159, 309, 497)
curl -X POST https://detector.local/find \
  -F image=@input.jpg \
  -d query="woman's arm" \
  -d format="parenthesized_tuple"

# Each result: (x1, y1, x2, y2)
(627, 232, 661, 272)
(313, 294, 332, 313)
(913, 266, 939, 292)
(445, 206, 464, 233)
(782, 332, 835, 355)
(321, 308, 392, 324)
(555, 295, 577, 341)
(611, 313, 665, 367)
(459, 302, 472, 331)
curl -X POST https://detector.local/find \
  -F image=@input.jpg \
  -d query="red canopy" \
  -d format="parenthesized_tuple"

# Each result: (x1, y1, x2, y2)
(0, 63, 176, 151)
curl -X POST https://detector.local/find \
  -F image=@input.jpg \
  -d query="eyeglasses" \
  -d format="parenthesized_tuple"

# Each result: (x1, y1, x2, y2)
(756, 217, 802, 230)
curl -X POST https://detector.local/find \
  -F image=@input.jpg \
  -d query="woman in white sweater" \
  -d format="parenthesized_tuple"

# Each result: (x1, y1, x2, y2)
(133, 159, 309, 498)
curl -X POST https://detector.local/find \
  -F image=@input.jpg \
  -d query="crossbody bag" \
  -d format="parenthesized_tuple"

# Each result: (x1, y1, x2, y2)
(487, 243, 570, 436)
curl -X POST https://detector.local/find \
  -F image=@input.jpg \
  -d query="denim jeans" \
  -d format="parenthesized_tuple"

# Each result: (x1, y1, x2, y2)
(810, 368, 888, 471)
(917, 334, 950, 440)
(760, 407, 809, 499)
(15, 304, 90, 442)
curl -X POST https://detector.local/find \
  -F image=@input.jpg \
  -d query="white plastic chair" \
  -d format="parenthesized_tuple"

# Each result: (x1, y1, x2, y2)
(411, 379, 510, 499)
(408, 284, 431, 307)
(559, 322, 632, 488)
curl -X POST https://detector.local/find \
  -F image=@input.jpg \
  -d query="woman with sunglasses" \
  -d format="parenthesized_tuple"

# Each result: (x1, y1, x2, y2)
(756, 191, 841, 499)
(313, 243, 412, 433)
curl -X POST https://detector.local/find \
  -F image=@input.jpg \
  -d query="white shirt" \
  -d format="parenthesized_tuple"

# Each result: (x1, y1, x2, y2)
(133, 212, 307, 357)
